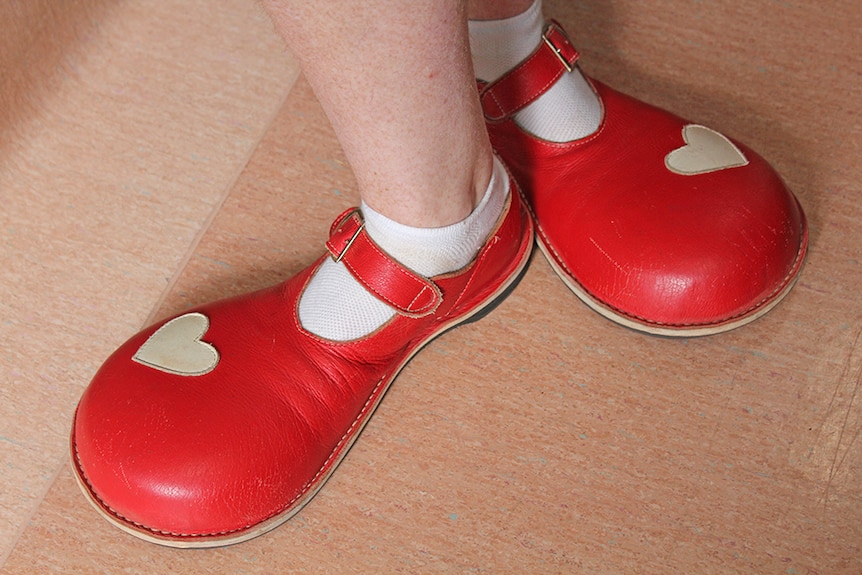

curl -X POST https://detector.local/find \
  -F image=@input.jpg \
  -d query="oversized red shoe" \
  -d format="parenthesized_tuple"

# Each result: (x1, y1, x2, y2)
(71, 187, 533, 547)
(481, 21, 807, 336)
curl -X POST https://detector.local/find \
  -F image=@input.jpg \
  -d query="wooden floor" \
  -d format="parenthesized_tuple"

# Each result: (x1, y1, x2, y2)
(1, 1, 859, 573)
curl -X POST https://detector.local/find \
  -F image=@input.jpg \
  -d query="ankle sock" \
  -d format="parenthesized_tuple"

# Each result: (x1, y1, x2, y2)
(468, 0, 602, 142)
(298, 158, 510, 341)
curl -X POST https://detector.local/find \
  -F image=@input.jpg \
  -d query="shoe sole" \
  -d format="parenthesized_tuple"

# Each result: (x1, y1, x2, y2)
(70, 207, 535, 548)
(534, 199, 809, 337)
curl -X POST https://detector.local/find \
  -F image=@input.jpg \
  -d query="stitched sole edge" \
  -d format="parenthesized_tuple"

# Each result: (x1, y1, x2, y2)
(535, 200, 809, 337)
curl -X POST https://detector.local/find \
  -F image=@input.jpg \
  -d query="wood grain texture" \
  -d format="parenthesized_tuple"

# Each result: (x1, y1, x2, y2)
(1, 0, 859, 573)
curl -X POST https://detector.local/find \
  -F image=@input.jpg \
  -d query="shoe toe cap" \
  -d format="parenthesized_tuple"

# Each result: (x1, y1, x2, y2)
(71, 301, 334, 541)
(559, 144, 807, 331)
(73, 350, 298, 539)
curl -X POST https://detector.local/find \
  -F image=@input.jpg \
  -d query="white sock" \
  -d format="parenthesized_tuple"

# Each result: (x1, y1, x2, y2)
(469, 0, 602, 143)
(299, 158, 510, 341)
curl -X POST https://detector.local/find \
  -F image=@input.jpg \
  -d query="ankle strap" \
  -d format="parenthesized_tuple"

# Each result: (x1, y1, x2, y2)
(479, 20, 580, 122)
(326, 209, 442, 317)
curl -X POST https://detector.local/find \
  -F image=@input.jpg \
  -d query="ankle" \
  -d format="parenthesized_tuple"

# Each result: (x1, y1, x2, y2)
(469, 0, 543, 82)
(362, 156, 509, 277)
(469, 3, 602, 143)
(298, 157, 511, 341)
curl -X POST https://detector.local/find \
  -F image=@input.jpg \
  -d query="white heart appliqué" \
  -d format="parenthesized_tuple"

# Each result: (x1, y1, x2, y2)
(132, 312, 219, 376)
(665, 124, 748, 175)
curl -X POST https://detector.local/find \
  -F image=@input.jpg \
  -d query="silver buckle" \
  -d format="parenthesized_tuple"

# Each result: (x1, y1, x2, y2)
(332, 220, 365, 263)
(542, 26, 574, 73)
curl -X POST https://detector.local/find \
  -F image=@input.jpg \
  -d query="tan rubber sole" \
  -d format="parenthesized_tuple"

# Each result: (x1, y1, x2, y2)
(535, 208, 809, 337)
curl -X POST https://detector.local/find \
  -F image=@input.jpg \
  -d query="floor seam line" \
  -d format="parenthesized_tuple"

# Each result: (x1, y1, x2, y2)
(142, 65, 302, 327)
(0, 65, 301, 573)
(0, 451, 67, 571)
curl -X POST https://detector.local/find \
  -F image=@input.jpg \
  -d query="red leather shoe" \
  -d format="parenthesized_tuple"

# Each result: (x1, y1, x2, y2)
(481, 21, 808, 336)
(71, 187, 533, 547)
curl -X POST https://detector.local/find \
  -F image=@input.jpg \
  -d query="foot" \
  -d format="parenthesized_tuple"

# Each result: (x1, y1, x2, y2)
(70, 177, 533, 547)
(477, 20, 807, 336)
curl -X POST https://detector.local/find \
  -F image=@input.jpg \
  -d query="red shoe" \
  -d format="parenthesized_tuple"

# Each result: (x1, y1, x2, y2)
(481, 21, 808, 336)
(71, 187, 533, 547)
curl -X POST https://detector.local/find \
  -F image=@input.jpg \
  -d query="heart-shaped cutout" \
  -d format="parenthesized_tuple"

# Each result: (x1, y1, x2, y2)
(665, 124, 748, 175)
(132, 312, 219, 376)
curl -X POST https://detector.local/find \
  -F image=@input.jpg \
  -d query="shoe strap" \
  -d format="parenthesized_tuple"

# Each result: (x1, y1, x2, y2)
(326, 208, 443, 317)
(479, 20, 580, 122)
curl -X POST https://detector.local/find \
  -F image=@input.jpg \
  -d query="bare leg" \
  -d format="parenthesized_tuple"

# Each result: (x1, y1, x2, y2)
(262, 0, 492, 228)
(263, 0, 515, 341)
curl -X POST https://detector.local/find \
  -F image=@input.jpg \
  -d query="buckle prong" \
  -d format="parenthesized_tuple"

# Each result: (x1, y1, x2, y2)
(332, 221, 365, 263)
(542, 27, 574, 73)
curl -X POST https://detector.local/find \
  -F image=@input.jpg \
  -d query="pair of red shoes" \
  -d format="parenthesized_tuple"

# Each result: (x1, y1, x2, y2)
(71, 22, 807, 547)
